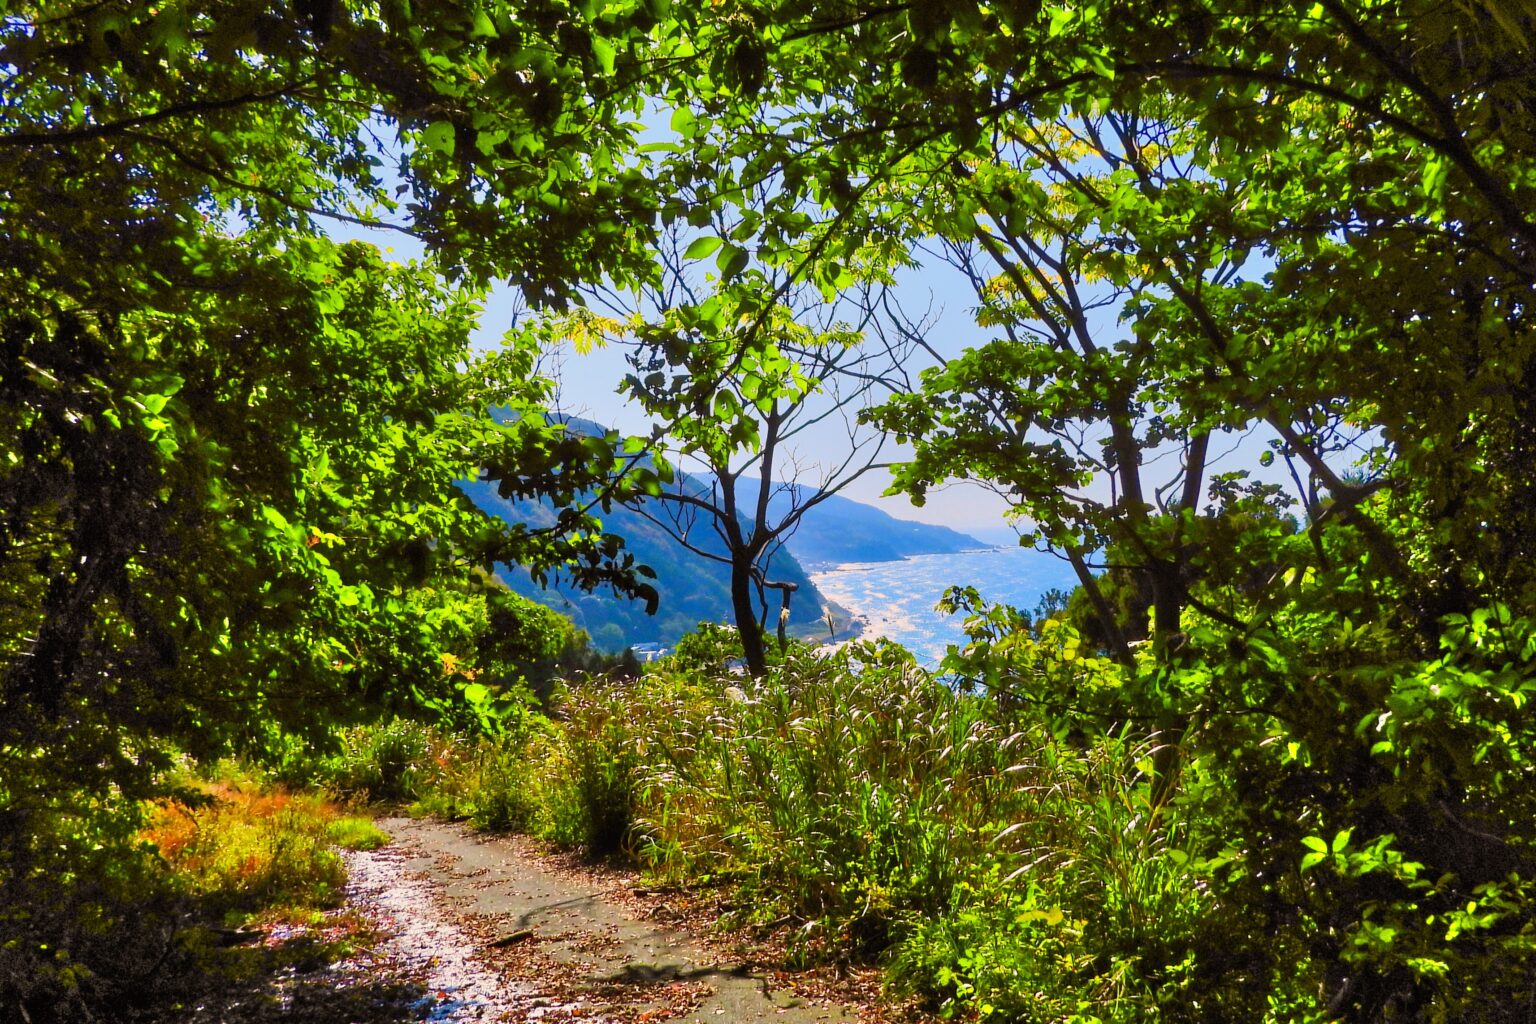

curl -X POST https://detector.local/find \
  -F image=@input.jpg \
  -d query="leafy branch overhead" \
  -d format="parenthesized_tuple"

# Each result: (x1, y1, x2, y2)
(0, 0, 677, 803)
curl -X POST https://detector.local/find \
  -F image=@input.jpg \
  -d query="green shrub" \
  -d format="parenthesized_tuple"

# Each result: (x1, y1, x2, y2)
(487, 688, 646, 857)
(665, 621, 748, 675)
(565, 691, 643, 857)
(403, 713, 570, 838)
(0, 789, 181, 1023)
(327, 816, 392, 851)
(887, 735, 1204, 1022)
(463, 733, 543, 832)
(302, 719, 445, 802)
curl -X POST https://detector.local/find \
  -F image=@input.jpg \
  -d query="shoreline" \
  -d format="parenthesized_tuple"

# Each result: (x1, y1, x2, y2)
(789, 596, 881, 648)
(808, 568, 899, 650)
(806, 545, 1082, 667)
(801, 545, 1006, 576)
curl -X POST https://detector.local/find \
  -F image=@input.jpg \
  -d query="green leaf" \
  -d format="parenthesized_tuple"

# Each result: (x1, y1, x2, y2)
(591, 36, 617, 75)
(716, 243, 749, 279)
(421, 121, 456, 157)
(684, 236, 723, 259)
(670, 107, 697, 137)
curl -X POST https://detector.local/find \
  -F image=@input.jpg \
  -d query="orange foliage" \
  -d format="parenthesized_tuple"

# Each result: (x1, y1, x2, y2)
(139, 775, 351, 911)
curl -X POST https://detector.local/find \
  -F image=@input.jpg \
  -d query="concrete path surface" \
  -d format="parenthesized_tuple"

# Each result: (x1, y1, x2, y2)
(372, 816, 859, 1024)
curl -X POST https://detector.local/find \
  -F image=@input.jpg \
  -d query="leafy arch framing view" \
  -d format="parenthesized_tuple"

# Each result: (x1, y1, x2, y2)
(3, 1, 1536, 1021)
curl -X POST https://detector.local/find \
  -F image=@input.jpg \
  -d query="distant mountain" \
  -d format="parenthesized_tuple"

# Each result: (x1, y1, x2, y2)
(460, 418, 825, 651)
(462, 478, 824, 651)
(462, 417, 985, 651)
(739, 482, 986, 568)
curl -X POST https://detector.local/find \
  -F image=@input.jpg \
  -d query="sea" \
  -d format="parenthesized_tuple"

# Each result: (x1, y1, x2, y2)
(810, 546, 1083, 667)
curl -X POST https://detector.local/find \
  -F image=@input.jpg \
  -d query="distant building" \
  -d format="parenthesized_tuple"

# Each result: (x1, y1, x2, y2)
(628, 642, 668, 663)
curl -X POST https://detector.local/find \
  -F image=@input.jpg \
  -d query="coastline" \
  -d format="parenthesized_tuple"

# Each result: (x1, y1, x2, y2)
(808, 565, 909, 649)
(805, 548, 1011, 653)
(787, 595, 875, 647)
(807, 546, 1081, 666)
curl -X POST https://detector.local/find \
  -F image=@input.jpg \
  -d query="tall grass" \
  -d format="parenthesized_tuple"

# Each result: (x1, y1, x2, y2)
(417, 690, 644, 851)
(437, 637, 1206, 1021)
(639, 644, 1012, 940)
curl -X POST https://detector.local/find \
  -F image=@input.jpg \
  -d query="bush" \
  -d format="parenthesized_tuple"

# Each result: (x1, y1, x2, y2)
(561, 689, 645, 857)
(452, 691, 643, 857)
(331, 720, 440, 802)
(888, 736, 1203, 1022)
(638, 641, 985, 934)
(144, 778, 350, 914)
(0, 790, 181, 1023)
(462, 733, 544, 833)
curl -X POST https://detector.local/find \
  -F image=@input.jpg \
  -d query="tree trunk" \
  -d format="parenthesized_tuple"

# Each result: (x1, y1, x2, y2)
(765, 580, 798, 654)
(1147, 560, 1188, 809)
(730, 555, 768, 677)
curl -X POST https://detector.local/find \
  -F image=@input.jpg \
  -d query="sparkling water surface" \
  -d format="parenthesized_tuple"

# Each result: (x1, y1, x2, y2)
(811, 546, 1081, 667)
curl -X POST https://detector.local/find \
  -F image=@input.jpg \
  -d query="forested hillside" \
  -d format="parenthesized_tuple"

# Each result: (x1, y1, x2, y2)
(460, 472, 825, 649)
(5, 2, 1536, 1023)
(456, 414, 824, 649)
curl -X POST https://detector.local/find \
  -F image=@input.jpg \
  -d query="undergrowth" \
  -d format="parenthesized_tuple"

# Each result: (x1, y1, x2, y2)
(143, 764, 388, 916)
(415, 634, 1205, 1022)
(0, 759, 392, 1023)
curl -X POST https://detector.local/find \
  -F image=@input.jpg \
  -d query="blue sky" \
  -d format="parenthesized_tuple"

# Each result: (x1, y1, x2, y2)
(337, 200, 1301, 551)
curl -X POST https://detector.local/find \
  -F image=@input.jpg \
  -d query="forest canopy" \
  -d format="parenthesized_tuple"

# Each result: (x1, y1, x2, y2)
(1, 6, 668, 1005)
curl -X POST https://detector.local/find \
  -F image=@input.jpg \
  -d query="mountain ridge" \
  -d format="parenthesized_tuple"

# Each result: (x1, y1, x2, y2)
(462, 415, 985, 650)
(736, 481, 986, 568)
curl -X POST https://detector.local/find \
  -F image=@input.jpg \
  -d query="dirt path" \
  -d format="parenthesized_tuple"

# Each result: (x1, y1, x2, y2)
(350, 817, 864, 1024)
